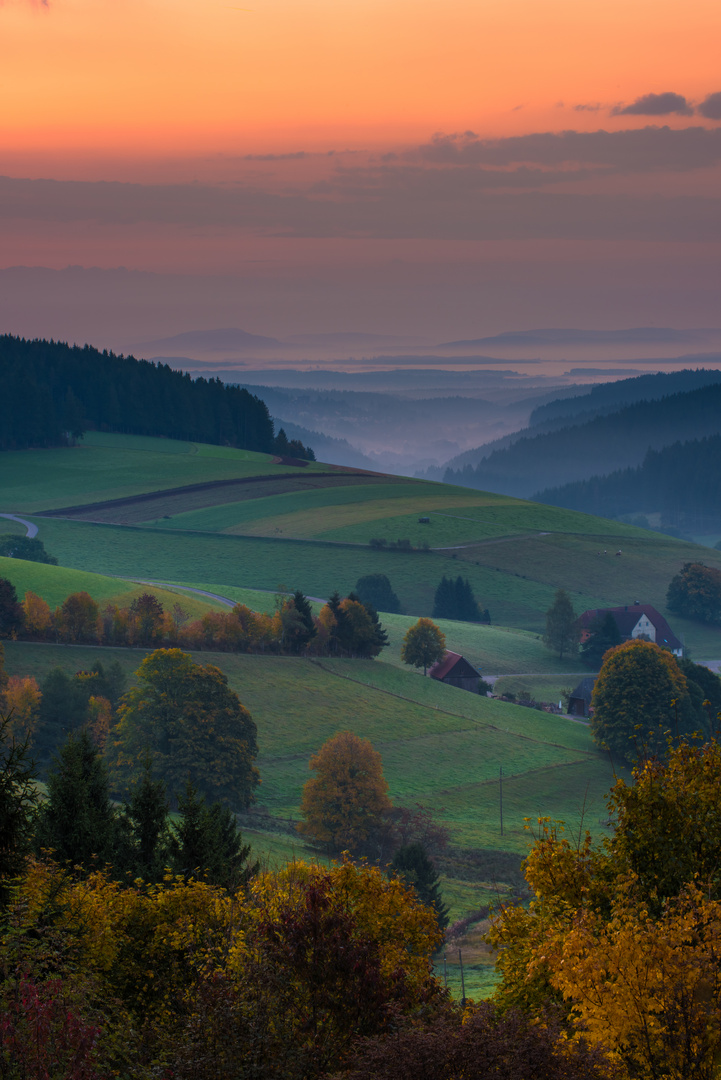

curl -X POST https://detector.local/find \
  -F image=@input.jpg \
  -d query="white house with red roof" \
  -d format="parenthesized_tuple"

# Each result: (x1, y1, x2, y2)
(577, 603, 683, 657)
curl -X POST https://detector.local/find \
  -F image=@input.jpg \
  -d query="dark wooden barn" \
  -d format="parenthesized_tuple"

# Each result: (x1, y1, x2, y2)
(568, 676, 596, 718)
(429, 650, 482, 694)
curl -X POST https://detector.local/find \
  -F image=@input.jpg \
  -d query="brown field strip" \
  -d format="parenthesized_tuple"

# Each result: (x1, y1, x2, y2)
(36, 471, 413, 525)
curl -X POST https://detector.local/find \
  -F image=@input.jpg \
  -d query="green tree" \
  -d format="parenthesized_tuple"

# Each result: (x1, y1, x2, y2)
(0, 577, 23, 638)
(591, 639, 696, 763)
(0, 711, 39, 908)
(0, 534, 58, 565)
(401, 618, 446, 675)
(58, 590, 99, 643)
(34, 727, 118, 870)
(120, 759, 171, 881)
(169, 780, 257, 890)
(281, 589, 316, 653)
(297, 731, 393, 855)
(354, 574, 401, 614)
(128, 591, 165, 645)
(667, 561, 721, 625)
(113, 648, 259, 808)
(580, 611, 622, 668)
(391, 842, 449, 930)
(34, 666, 98, 770)
(542, 589, 579, 660)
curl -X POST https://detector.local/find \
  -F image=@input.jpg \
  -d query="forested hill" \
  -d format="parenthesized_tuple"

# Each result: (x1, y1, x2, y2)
(528, 367, 721, 427)
(535, 434, 721, 533)
(444, 382, 721, 498)
(440, 368, 721, 475)
(0, 335, 313, 457)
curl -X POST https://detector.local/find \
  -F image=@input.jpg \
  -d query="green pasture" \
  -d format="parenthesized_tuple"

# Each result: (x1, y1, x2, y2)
(4, 642, 611, 857)
(0, 556, 225, 617)
(493, 674, 587, 706)
(144, 481, 438, 533)
(0, 431, 319, 514)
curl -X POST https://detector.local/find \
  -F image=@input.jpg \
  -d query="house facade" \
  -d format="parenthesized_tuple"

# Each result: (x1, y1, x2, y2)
(577, 603, 683, 657)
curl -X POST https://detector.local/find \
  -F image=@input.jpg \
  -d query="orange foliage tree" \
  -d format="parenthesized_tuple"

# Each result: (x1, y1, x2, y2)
(297, 731, 393, 856)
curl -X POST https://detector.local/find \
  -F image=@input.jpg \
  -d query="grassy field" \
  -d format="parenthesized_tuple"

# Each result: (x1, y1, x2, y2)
(3, 432, 721, 654)
(0, 555, 225, 617)
(4, 641, 618, 858)
(0, 431, 325, 513)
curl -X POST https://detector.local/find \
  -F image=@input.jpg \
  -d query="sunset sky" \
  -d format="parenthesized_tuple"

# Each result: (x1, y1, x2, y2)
(3, 0, 721, 357)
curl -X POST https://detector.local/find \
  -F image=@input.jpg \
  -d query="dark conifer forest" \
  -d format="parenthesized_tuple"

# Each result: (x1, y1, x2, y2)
(535, 434, 721, 532)
(0, 335, 313, 458)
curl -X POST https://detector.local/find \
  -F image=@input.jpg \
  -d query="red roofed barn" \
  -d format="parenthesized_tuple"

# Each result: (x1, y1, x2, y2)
(429, 651, 482, 693)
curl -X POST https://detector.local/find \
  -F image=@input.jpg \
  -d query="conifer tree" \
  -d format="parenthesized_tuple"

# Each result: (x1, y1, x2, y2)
(34, 728, 118, 870)
(169, 780, 256, 890)
(391, 841, 449, 930)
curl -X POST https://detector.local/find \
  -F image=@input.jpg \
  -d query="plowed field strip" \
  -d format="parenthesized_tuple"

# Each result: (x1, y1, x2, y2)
(36, 471, 410, 524)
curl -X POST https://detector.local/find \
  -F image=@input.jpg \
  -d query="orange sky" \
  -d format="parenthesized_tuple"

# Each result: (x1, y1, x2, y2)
(3, 0, 721, 164)
(3, 0, 721, 350)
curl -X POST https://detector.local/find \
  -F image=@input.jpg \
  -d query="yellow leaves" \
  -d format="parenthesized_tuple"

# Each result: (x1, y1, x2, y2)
(1, 674, 40, 744)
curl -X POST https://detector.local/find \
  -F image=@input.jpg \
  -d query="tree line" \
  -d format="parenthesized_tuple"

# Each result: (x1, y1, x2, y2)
(0, 580, 388, 659)
(0, 334, 313, 457)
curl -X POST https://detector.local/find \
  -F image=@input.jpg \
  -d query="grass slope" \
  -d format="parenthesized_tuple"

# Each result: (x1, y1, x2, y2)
(3, 641, 617, 857)
(0, 556, 225, 618)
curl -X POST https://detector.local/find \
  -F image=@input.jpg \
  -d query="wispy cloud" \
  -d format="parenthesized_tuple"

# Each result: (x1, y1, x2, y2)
(612, 92, 692, 116)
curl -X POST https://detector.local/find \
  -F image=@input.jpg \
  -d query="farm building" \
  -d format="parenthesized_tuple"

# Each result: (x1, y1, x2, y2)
(429, 651, 482, 693)
(577, 603, 683, 657)
(568, 677, 595, 718)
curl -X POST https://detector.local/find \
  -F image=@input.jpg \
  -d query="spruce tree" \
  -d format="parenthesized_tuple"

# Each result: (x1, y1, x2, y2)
(432, 576, 455, 619)
(391, 842, 449, 930)
(169, 781, 257, 891)
(122, 761, 170, 881)
(34, 728, 118, 871)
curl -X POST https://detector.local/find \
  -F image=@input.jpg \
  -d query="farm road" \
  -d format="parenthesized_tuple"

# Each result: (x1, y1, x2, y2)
(0, 513, 38, 538)
(127, 579, 327, 607)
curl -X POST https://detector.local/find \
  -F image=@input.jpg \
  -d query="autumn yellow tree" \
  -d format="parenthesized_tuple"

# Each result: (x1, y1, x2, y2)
(297, 731, 392, 855)
(21, 591, 53, 638)
(1, 675, 41, 745)
(488, 739, 721, 1079)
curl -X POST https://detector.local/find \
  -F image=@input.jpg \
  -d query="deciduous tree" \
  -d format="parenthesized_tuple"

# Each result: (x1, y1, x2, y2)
(297, 731, 392, 855)
(542, 588, 579, 660)
(401, 617, 446, 675)
(591, 638, 695, 762)
(667, 561, 721, 625)
(113, 648, 259, 808)
(355, 574, 401, 614)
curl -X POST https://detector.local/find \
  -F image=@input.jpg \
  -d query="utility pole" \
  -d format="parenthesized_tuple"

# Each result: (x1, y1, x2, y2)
(500, 764, 503, 836)
(459, 948, 466, 1006)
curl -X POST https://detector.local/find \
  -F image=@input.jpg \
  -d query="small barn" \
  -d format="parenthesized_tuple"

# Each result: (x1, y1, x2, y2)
(568, 677, 595, 718)
(429, 651, 482, 694)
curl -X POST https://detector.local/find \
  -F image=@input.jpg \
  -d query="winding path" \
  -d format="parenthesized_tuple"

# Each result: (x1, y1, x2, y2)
(0, 513, 38, 538)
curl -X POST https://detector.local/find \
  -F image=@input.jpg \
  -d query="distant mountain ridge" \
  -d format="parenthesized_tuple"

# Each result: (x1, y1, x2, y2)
(439, 327, 720, 348)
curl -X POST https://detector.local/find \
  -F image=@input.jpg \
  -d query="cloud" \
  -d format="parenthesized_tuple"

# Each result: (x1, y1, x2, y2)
(613, 92, 692, 116)
(698, 92, 721, 120)
(4, 171, 721, 244)
(244, 151, 307, 161)
(573, 103, 602, 112)
(410, 126, 721, 172)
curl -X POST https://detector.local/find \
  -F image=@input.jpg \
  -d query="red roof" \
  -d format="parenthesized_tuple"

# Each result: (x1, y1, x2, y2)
(577, 604, 682, 652)
(429, 651, 482, 681)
